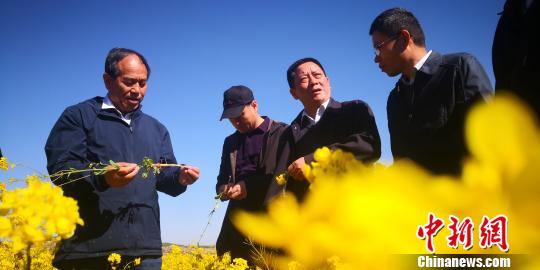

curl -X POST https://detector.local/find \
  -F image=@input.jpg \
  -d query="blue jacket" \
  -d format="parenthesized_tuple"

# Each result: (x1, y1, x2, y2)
(45, 97, 185, 263)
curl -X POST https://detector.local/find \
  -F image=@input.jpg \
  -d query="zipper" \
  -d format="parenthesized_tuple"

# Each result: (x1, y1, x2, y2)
(129, 121, 135, 162)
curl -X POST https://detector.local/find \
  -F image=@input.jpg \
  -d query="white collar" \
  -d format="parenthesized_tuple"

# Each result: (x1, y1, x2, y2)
(415, 50, 432, 70)
(401, 50, 432, 85)
(302, 98, 330, 124)
(101, 95, 133, 125)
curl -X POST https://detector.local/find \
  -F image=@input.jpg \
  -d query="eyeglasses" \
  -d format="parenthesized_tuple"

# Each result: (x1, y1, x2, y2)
(374, 34, 400, 56)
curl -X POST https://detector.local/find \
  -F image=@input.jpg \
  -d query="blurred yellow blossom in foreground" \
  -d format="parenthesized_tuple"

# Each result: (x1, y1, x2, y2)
(0, 176, 84, 252)
(234, 95, 540, 269)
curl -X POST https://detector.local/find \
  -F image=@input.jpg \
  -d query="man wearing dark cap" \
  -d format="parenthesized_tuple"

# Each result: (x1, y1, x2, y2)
(215, 85, 287, 265)
(266, 58, 381, 202)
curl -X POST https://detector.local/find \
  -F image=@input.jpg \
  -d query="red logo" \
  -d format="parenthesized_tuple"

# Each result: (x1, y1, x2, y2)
(479, 215, 509, 252)
(417, 213, 445, 253)
(447, 215, 474, 250)
(417, 214, 509, 253)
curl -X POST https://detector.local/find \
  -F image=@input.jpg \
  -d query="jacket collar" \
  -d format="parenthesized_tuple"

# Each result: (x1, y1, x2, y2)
(267, 118, 284, 137)
(101, 95, 136, 124)
(92, 96, 143, 121)
(290, 98, 340, 141)
(417, 50, 442, 76)
(300, 98, 331, 125)
(234, 116, 270, 137)
(393, 51, 442, 92)
(326, 98, 342, 110)
(291, 98, 340, 125)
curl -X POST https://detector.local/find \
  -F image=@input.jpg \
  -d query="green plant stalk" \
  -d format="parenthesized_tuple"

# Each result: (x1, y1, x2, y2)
(197, 192, 224, 247)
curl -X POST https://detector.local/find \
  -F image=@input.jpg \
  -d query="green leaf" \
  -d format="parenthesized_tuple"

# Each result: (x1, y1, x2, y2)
(109, 160, 120, 170)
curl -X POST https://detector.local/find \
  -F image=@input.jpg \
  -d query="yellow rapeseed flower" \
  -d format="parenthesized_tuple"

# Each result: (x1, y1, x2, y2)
(231, 258, 249, 269)
(303, 147, 362, 184)
(0, 176, 84, 252)
(0, 183, 6, 195)
(275, 173, 288, 186)
(312, 146, 331, 166)
(0, 157, 9, 171)
(161, 245, 249, 269)
(0, 216, 11, 235)
(464, 95, 540, 254)
(171, 244, 181, 254)
(0, 242, 56, 269)
(235, 96, 540, 269)
(108, 252, 121, 266)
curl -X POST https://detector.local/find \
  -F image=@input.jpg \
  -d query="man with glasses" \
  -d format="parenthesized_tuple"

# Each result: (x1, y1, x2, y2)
(369, 8, 492, 175)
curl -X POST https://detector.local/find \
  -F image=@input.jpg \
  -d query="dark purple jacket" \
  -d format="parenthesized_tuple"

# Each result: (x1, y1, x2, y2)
(215, 118, 287, 261)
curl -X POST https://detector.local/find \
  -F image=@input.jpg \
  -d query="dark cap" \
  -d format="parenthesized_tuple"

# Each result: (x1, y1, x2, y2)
(220, 85, 254, 120)
(286, 57, 326, 89)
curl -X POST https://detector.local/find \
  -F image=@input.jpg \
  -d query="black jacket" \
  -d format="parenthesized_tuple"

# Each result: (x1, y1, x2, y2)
(387, 52, 493, 175)
(215, 118, 287, 261)
(266, 98, 381, 202)
(45, 97, 185, 264)
(493, 0, 539, 117)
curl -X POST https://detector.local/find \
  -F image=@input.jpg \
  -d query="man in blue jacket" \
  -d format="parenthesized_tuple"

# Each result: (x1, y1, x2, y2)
(45, 48, 200, 269)
(369, 8, 493, 175)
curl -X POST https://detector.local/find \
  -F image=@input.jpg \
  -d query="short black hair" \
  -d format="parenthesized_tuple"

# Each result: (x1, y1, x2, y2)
(286, 57, 326, 89)
(369, 7, 425, 47)
(104, 47, 151, 79)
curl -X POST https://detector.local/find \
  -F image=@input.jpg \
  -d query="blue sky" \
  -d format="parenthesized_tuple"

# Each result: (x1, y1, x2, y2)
(1, 0, 503, 245)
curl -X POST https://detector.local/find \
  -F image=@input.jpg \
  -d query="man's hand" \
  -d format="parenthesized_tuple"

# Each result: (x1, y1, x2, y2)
(226, 181, 247, 200)
(217, 181, 247, 200)
(218, 184, 232, 200)
(179, 165, 200, 186)
(104, 162, 140, 188)
(288, 157, 307, 181)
